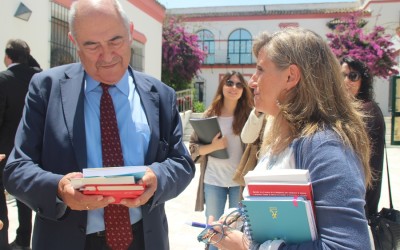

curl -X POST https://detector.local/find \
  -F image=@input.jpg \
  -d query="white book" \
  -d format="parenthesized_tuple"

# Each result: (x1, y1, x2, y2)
(83, 166, 147, 178)
(244, 169, 310, 185)
(70, 175, 136, 189)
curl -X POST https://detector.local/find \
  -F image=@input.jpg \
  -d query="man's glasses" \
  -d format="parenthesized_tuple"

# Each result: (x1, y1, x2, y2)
(225, 79, 244, 89)
(343, 71, 361, 82)
(197, 209, 244, 245)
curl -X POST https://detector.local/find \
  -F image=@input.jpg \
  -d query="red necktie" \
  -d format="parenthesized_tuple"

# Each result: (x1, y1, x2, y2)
(100, 83, 133, 250)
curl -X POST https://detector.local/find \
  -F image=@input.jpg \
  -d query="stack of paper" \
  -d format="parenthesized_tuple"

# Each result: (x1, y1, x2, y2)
(242, 169, 317, 244)
(70, 166, 147, 203)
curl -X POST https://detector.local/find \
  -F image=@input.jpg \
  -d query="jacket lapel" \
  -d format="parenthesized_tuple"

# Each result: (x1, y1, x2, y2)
(132, 71, 160, 164)
(60, 64, 87, 170)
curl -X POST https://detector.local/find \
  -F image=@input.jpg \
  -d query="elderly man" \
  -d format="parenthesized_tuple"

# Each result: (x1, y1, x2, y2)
(3, 0, 195, 249)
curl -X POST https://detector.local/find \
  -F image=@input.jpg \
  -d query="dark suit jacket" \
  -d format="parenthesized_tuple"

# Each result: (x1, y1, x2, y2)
(3, 63, 195, 250)
(0, 64, 40, 180)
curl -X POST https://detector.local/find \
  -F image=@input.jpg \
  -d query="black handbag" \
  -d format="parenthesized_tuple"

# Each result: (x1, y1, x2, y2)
(369, 144, 400, 250)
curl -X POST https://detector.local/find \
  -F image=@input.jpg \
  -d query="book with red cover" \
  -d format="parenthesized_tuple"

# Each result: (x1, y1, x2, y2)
(245, 169, 315, 215)
(82, 184, 146, 203)
(247, 182, 313, 202)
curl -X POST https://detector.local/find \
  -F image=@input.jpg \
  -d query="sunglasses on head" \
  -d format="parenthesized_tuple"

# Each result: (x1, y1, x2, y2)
(343, 71, 361, 82)
(225, 79, 244, 89)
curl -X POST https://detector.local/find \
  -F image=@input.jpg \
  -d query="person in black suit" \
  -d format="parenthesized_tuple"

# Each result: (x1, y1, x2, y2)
(0, 39, 41, 250)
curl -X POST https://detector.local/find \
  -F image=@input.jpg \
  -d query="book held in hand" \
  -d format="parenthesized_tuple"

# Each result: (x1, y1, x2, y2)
(189, 116, 229, 159)
(82, 184, 146, 203)
(70, 166, 147, 202)
(247, 182, 313, 203)
(83, 166, 147, 178)
(244, 169, 310, 184)
(242, 169, 317, 244)
(241, 196, 317, 244)
(70, 175, 136, 189)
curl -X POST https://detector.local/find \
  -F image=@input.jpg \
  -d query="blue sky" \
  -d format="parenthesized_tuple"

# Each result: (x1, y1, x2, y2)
(157, 0, 354, 8)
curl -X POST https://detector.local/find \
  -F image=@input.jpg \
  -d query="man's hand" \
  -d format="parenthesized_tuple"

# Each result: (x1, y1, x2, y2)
(57, 172, 114, 211)
(119, 167, 157, 208)
(0, 154, 5, 162)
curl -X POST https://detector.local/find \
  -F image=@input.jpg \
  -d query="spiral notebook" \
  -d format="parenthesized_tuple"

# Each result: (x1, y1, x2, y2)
(241, 196, 317, 244)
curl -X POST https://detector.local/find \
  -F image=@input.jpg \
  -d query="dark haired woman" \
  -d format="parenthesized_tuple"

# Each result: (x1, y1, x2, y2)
(341, 57, 385, 219)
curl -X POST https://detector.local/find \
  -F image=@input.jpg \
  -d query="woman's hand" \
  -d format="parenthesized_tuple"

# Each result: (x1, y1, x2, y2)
(211, 132, 227, 151)
(212, 228, 249, 250)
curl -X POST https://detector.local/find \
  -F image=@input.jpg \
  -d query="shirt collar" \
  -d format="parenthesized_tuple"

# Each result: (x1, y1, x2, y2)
(7, 63, 19, 69)
(84, 70, 130, 96)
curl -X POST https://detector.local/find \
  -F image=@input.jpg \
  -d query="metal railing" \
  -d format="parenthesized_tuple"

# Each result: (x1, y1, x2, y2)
(176, 89, 193, 112)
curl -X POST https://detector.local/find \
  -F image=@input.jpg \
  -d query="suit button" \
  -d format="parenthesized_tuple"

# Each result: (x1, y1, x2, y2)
(36, 208, 42, 214)
(79, 226, 86, 233)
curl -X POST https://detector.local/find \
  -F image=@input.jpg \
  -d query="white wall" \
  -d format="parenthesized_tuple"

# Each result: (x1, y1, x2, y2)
(121, 2, 163, 79)
(0, 1, 51, 71)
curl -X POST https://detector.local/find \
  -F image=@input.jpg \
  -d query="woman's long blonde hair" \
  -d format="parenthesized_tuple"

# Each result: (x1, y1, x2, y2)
(255, 28, 371, 187)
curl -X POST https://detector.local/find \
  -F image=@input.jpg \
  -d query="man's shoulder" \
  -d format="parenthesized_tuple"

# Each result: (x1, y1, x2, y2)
(33, 63, 83, 80)
(0, 68, 16, 83)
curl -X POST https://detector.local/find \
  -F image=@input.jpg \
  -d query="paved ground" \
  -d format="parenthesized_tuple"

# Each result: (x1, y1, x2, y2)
(6, 143, 400, 250)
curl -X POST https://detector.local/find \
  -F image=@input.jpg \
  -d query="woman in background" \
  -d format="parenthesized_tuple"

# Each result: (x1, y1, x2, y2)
(189, 71, 253, 250)
(341, 57, 385, 219)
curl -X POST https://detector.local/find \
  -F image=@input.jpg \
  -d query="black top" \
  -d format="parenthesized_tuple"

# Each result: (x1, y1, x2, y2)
(363, 100, 385, 217)
(0, 64, 41, 180)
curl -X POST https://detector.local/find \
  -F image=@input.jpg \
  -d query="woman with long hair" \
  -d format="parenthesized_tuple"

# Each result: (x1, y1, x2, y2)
(209, 28, 372, 250)
(189, 71, 253, 249)
(341, 57, 385, 220)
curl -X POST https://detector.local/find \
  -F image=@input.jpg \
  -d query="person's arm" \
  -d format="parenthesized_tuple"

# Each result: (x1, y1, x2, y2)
(3, 74, 66, 220)
(363, 101, 385, 217)
(241, 108, 265, 144)
(278, 131, 371, 249)
(3, 72, 112, 220)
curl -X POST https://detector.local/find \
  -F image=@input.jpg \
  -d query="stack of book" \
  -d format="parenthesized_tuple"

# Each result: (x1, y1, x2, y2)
(241, 169, 317, 244)
(70, 166, 147, 203)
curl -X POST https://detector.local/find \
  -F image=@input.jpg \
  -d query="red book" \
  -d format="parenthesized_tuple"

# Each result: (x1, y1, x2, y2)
(82, 184, 146, 203)
(247, 182, 313, 201)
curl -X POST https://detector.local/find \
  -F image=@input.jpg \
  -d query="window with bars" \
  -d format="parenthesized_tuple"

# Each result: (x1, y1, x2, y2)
(227, 29, 253, 64)
(50, 2, 78, 67)
(196, 29, 215, 64)
(131, 40, 144, 72)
